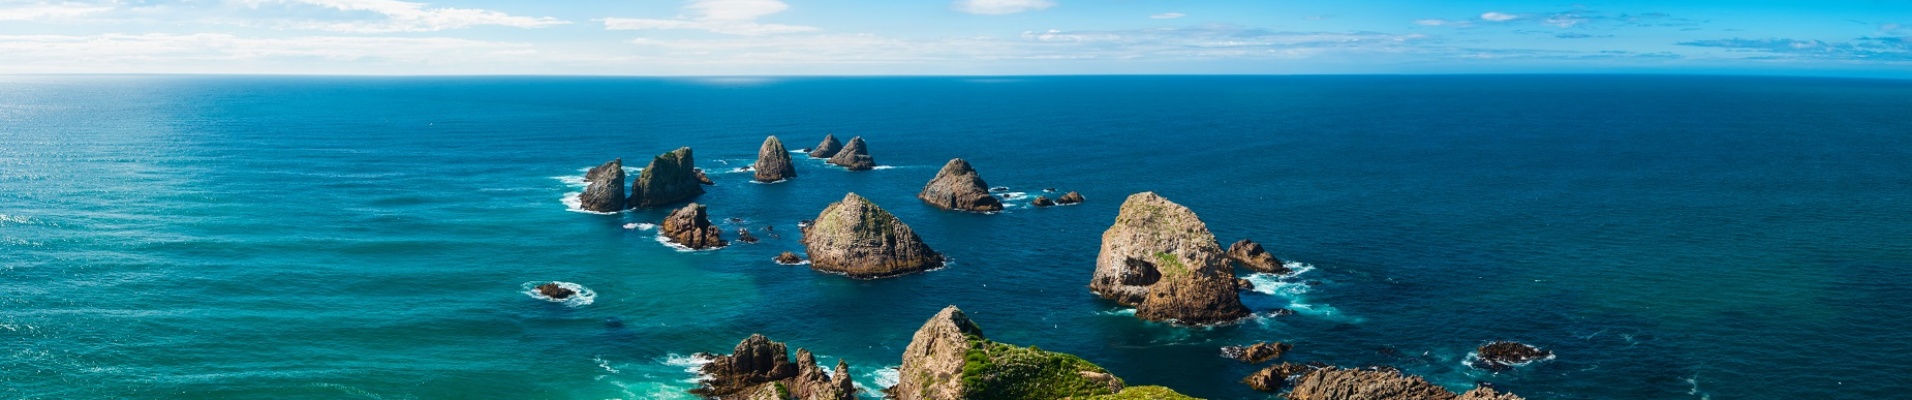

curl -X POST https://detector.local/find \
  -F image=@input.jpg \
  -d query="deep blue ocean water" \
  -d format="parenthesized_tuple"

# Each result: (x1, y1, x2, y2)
(3, 75, 1910, 399)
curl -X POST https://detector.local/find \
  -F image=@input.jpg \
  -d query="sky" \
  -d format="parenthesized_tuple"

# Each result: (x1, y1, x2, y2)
(0, 0, 1907, 76)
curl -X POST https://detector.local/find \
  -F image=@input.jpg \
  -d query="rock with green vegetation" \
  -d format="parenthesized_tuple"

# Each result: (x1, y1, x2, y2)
(890, 306, 1201, 400)
(827, 136, 876, 171)
(1089, 192, 1249, 325)
(801, 193, 943, 279)
(753, 136, 798, 183)
(918, 158, 1003, 212)
(631, 147, 706, 209)
(1283, 367, 1525, 400)
(691, 334, 856, 400)
(579, 158, 626, 212)
(1084, 385, 1202, 400)
(808, 134, 843, 158)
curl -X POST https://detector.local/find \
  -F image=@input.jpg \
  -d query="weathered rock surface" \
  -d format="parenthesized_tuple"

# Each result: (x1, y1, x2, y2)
(1470, 341, 1552, 371)
(826, 136, 875, 171)
(738, 228, 760, 243)
(808, 134, 843, 158)
(1056, 191, 1085, 205)
(891, 306, 1196, 400)
(1089, 192, 1249, 325)
(535, 283, 575, 300)
(1235, 278, 1255, 290)
(691, 334, 855, 400)
(662, 203, 726, 250)
(1032, 196, 1055, 207)
(580, 158, 626, 213)
(801, 193, 942, 279)
(1220, 342, 1292, 363)
(917, 159, 1003, 212)
(774, 251, 806, 265)
(631, 147, 706, 209)
(892, 306, 982, 400)
(1284, 367, 1526, 400)
(694, 168, 715, 185)
(1241, 362, 1321, 392)
(753, 136, 798, 183)
(1225, 239, 1289, 274)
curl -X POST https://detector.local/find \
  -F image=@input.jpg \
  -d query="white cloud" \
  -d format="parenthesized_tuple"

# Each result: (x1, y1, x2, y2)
(0, 2, 113, 20)
(952, 0, 1054, 15)
(602, 0, 816, 35)
(239, 0, 568, 33)
(1150, 12, 1185, 20)
(616, 26, 1429, 67)
(0, 33, 543, 73)
(1480, 12, 1518, 22)
(1415, 19, 1469, 27)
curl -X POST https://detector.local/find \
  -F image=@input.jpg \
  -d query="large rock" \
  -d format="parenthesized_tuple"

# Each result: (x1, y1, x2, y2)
(579, 158, 626, 212)
(917, 158, 1003, 212)
(754, 136, 798, 183)
(1284, 367, 1525, 400)
(808, 134, 843, 158)
(1225, 239, 1289, 274)
(662, 203, 726, 250)
(891, 306, 1195, 400)
(692, 334, 855, 400)
(631, 147, 706, 209)
(1089, 192, 1249, 325)
(826, 136, 875, 171)
(801, 193, 943, 279)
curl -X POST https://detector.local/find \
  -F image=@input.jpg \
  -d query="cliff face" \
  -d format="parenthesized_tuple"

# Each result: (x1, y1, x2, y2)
(801, 193, 943, 279)
(891, 306, 1196, 400)
(1089, 192, 1249, 325)
(917, 159, 1004, 212)
(892, 306, 982, 400)
(631, 147, 706, 209)
(662, 203, 726, 250)
(1284, 367, 1525, 400)
(753, 136, 798, 183)
(693, 334, 855, 400)
(826, 136, 876, 171)
(579, 158, 626, 212)
(808, 134, 843, 158)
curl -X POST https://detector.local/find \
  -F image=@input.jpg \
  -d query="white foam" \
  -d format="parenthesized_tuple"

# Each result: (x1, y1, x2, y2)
(870, 165, 897, 170)
(866, 366, 900, 397)
(998, 192, 1030, 201)
(654, 235, 725, 252)
(1095, 308, 1138, 316)
(1243, 261, 1349, 319)
(773, 257, 811, 266)
(595, 355, 621, 374)
(521, 281, 596, 307)
(0, 214, 30, 224)
(726, 167, 752, 174)
(624, 223, 656, 231)
(562, 192, 618, 215)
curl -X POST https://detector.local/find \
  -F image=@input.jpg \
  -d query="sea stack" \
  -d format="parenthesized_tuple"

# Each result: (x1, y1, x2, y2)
(1089, 192, 1249, 324)
(917, 158, 1003, 212)
(630, 147, 706, 209)
(579, 158, 626, 213)
(753, 136, 798, 183)
(1226, 239, 1290, 274)
(808, 134, 843, 158)
(661, 203, 726, 250)
(826, 136, 875, 171)
(801, 193, 942, 279)
(1056, 191, 1085, 205)
(891, 306, 1196, 400)
(690, 334, 856, 400)
(1283, 367, 1525, 400)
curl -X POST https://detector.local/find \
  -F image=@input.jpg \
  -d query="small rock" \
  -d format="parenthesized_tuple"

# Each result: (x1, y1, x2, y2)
(1236, 278, 1255, 290)
(693, 168, 715, 185)
(536, 283, 575, 300)
(1241, 362, 1318, 392)
(1056, 191, 1085, 205)
(826, 136, 875, 171)
(1221, 342, 1292, 363)
(808, 134, 843, 158)
(989, 186, 1010, 192)
(1226, 239, 1290, 274)
(1032, 196, 1055, 207)
(1471, 341, 1552, 371)
(737, 228, 760, 243)
(774, 252, 806, 265)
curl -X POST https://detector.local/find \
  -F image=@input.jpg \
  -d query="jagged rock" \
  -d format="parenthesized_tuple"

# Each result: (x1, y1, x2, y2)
(662, 203, 726, 250)
(738, 228, 760, 243)
(808, 134, 843, 158)
(1284, 366, 1526, 400)
(580, 158, 627, 212)
(774, 251, 806, 265)
(535, 283, 575, 300)
(1089, 192, 1249, 325)
(1242, 362, 1319, 392)
(892, 306, 1197, 400)
(694, 168, 715, 185)
(754, 136, 799, 183)
(1225, 239, 1288, 274)
(1220, 342, 1292, 363)
(801, 193, 942, 279)
(1471, 342, 1552, 371)
(918, 158, 1003, 212)
(692, 334, 855, 400)
(826, 136, 875, 171)
(631, 147, 706, 209)
(1056, 191, 1085, 205)
(1235, 278, 1255, 290)
(1032, 196, 1055, 207)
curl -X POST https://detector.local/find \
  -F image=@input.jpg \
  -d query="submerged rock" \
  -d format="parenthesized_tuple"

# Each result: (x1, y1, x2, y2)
(737, 228, 760, 244)
(892, 306, 1197, 400)
(692, 334, 855, 400)
(662, 203, 726, 250)
(753, 136, 798, 183)
(808, 134, 843, 158)
(826, 136, 875, 171)
(579, 158, 627, 213)
(1225, 239, 1289, 274)
(631, 147, 706, 209)
(1471, 341, 1552, 371)
(1220, 342, 1292, 363)
(801, 193, 943, 279)
(918, 158, 1004, 212)
(1089, 192, 1249, 325)
(535, 283, 575, 300)
(1284, 366, 1526, 400)
(1056, 191, 1085, 205)
(774, 251, 806, 265)
(1032, 196, 1055, 207)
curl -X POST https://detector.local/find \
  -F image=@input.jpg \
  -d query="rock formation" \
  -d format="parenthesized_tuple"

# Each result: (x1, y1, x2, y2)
(1471, 341, 1552, 371)
(691, 334, 855, 400)
(917, 158, 1003, 212)
(694, 168, 715, 185)
(1220, 342, 1292, 363)
(753, 136, 798, 183)
(579, 158, 626, 213)
(1225, 239, 1289, 274)
(535, 283, 575, 300)
(801, 193, 943, 279)
(1241, 362, 1322, 392)
(1089, 192, 1249, 325)
(891, 306, 1196, 400)
(1283, 367, 1525, 400)
(738, 228, 760, 243)
(826, 136, 875, 171)
(808, 134, 843, 158)
(662, 203, 726, 250)
(631, 147, 706, 209)
(1056, 191, 1085, 205)
(774, 252, 806, 265)
(1032, 196, 1055, 207)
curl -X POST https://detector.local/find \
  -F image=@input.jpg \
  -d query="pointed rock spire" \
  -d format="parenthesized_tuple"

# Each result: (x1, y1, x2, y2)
(753, 135, 798, 183)
(826, 136, 875, 171)
(808, 134, 843, 158)
(579, 158, 626, 213)
(918, 158, 1003, 212)
(630, 147, 706, 209)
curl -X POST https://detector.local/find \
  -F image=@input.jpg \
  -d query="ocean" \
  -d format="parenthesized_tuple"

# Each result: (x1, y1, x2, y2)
(3, 75, 1909, 399)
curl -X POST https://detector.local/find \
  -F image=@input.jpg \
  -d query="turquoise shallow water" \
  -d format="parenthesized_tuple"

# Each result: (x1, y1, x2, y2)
(3, 75, 1910, 399)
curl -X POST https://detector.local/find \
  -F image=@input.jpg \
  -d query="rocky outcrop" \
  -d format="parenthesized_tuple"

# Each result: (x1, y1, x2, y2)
(692, 334, 855, 400)
(801, 193, 943, 279)
(891, 306, 1196, 400)
(754, 136, 798, 183)
(1032, 196, 1055, 207)
(580, 158, 627, 212)
(775, 252, 806, 265)
(631, 147, 706, 209)
(1241, 362, 1321, 392)
(1471, 341, 1552, 371)
(1225, 239, 1289, 274)
(917, 159, 1003, 212)
(808, 134, 843, 158)
(694, 168, 715, 185)
(662, 203, 726, 250)
(1284, 367, 1525, 400)
(1056, 191, 1085, 205)
(535, 283, 575, 300)
(1220, 342, 1291, 363)
(1089, 192, 1249, 325)
(738, 228, 760, 244)
(826, 136, 875, 171)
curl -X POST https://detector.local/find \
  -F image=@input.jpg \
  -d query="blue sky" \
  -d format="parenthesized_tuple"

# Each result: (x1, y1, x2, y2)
(0, 0, 1906, 76)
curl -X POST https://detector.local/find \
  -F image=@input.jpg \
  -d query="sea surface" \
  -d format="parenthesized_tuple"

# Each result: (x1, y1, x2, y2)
(3, 75, 1910, 399)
